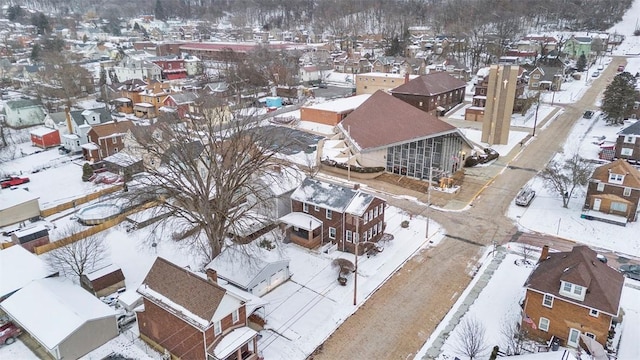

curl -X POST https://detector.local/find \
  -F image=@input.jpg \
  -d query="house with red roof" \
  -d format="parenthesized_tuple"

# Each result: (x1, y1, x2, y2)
(522, 246, 624, 349)
(334, 91, 473, 181)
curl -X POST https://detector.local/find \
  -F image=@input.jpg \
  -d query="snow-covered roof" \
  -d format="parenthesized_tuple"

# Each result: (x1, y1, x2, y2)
(302, 94, 370, 113)
(290, 177, 376, 214)
(29, 127, 58, 137)
(12, 224, 48, 237)
(206, 246, 289, 290)
(0, 188, 39, 211)
(85, 263, 121, 281)
(103, 152, 141, 167)
(0, 245, 53, 298)
(345, 191, 375, 216)
(213, 327, 257, 359)
(0, 278, 116, 350)
(279, 212, 322, 230)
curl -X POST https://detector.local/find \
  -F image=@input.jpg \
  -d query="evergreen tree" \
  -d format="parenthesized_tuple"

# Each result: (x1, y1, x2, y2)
(31, 12, 50, 35)
(82, 163, 94, 182)
(601, 72, 638, 125)
(155, 0, 167, 21)
(385, 36, 402, 56)
(576, 54, 587, 72)
(30, 44, 41, 62)
(7, 5, 23, 21)
(82, 34, 88, 43)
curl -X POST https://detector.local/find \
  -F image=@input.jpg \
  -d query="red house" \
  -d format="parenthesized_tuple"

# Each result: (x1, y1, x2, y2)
(29, 127, 60, 149)
(83, 120, 134, 162)
(162, 92, 199, 118)
(150, 57, 188, 80)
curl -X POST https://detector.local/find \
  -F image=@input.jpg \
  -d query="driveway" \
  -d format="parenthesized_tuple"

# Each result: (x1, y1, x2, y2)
(309, 57, 627, 360)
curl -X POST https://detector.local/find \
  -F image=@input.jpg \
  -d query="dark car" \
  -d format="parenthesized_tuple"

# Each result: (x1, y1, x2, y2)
(619, 264, 640, 281)
(583, 110, 594, 119)
(317, 83, 328, 89)
(0, 176, 30, 188)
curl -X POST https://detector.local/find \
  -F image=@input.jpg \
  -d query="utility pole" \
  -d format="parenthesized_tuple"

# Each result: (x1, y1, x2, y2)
(533, 92, 540, 137)
(347, 125, 351, 181)
(353, 218, 359, 305)
(426, 138, 434, 239)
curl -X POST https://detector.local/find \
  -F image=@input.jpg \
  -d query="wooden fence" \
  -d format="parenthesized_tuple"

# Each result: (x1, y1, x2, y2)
(40, 185, 123, 218)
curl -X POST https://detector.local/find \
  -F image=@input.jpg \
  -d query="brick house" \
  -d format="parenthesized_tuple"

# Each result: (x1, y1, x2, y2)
(279, 178, 386, 254)
(390, 72, 466, 116)
(150, 57, 188, 80)
(465, 66, 526, 122)
(83, 120, 134, 162)
(583, 159, 640, 223)
(614, 119, 640, 163)
(522, 246, 624, 348)
(137, 257, 261, 360)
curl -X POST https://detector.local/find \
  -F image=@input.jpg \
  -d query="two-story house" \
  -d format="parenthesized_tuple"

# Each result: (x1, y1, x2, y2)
(522, 246, 623, 349)
(562, 35, 593, 60)
(584, 159, 640, 223)
(527, 65, 564, 91)
(614, 117, 640, 163)
(149, 56, 188, 80)
(279, 178, 386, 254)
(391, 72, 466, 116)
(137, 257, 261, 360)
(83, 119, 134, 162)
(162, 92, 199, 118)
(50, 107, 113, 153)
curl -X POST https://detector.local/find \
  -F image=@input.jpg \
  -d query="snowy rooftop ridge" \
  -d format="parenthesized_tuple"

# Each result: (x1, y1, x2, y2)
(291, 177, 376, 214)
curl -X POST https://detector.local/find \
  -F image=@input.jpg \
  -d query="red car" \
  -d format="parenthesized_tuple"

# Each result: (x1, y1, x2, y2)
(0, 176, 30, 188)
(617, 65, 625, 72)
(0, 321, 22, 345)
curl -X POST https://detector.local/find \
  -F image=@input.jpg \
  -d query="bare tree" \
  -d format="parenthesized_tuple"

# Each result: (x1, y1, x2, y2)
(44, 226, 109, 281)
(539, 153, 592, 208)
(124, 98, 296, 262)
(518, 243, 537, 265)
(500, 319, 529, 356)
(454, 316, 488, 360)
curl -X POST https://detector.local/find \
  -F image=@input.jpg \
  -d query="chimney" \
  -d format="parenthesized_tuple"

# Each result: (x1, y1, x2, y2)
(353, 183, 360, 190)
(65, 107, 73, 134)
(539, 245, 549, 263)
(404, 72, 410, 84)
(205, 268, 217, 283)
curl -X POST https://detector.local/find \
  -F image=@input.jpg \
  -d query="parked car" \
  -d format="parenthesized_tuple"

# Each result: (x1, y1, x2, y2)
(591, 71, 600, 77)
(0, 176, 30, 188)
(0, 321, 22, 345)
(617, 65, 625, 72)
(317, 83, 328, 89)
(583, 110, 595, 119)
(117, 312, 137, 329)
(515, 188, 536, 207)
(619, 264, 640, 281)
(597, 65, 604, 70)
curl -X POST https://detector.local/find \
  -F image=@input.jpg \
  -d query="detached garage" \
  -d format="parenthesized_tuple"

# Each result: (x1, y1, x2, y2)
(0, 277, 118, 360)
(30, 127, 61, 149)
(0, 189, 41, 227)
(206, 246, 291, 297)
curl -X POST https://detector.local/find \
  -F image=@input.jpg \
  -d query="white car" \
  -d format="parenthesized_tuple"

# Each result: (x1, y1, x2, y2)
(515, 188, 536, 207)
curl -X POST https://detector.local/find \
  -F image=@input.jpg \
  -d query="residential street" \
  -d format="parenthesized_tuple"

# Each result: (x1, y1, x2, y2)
(310, 57, 627, 360)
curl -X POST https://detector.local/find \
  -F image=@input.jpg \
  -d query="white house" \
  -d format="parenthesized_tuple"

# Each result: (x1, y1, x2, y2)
(113, 56, 162, 82)
(299, 65, 320, 83)
(3, 99, 46, 127)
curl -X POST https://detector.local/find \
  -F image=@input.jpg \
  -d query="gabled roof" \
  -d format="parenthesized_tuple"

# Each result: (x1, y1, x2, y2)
(391, 71, 466, 96)
(0, 245, 54, 298)
(524, 246, 624, 315)
(0, 278, 116, 350)
(138, 257, 226, 327)
(290, 177, 376, 214)
(591, 159, 640, 188)
(337, 91, 464, 151)
(89, 120, 134, 138)
(618, 121, 640, 136)
(530, 65, 563, 82)
(205, 246, 289, 290)
(5, 99, 42, 110)
(167, 92, 199, 105)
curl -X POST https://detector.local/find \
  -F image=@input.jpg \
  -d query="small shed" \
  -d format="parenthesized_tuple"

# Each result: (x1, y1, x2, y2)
(0, 278, 118, 360)
(80, 264, 126, 298)
(0, 189, 41, 227)
(206, 246, 291, 297)
(10, 224, 50, 253)
(30, 127, 61, 149)
(103, 152, 144, 181)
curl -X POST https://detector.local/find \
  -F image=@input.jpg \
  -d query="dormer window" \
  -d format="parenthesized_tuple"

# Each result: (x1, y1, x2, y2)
(560, 281, 586, 301)
(608, 173, 624, 184)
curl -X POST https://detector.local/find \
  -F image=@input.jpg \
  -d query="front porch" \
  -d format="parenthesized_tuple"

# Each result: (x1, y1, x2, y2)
(278, 212, 323, 249)
(208, 327, 261, 360)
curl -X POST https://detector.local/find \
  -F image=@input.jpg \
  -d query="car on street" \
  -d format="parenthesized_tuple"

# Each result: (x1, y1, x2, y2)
(591, 71, 600, 77)
(617, 65, 625, 72)
(583, 110, 595, 119)
(619, 264, 640, 281)
(0, 176, 30, 188)
(317, 83, 328, 89)
(515, 188, 536, 207)
(597, 65, 604, 70)
(0, 321, 22, 345)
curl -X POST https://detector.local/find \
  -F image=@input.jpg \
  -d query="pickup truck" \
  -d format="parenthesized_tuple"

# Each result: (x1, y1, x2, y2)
(0, 321, 22, 345)
(0, 176, 30, 188)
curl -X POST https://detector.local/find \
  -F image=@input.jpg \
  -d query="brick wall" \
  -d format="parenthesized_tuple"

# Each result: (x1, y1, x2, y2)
(523, 290, 613, 347)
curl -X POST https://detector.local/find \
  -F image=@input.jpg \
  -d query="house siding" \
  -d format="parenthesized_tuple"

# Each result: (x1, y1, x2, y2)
(523, 289, 612, 347)
(391, 88, 465, 114)
(584, 181, 640, 222)
(614, 135, 640, 163)
(57, 316, 118, 360)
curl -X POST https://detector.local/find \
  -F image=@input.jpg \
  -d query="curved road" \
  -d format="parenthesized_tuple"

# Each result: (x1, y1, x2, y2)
(310, 57, 627, 360)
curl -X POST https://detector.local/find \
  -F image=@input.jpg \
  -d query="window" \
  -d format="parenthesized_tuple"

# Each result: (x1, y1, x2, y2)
(374, 207, 378, 218)
(326, 209, 332, 220)
(539, 317, 550, 332)
(608, 173, 624, 184)
(585, 332, 596, 339)
(621, 148, 633, 156)
(329, 227, 336, 239)
(346, 230, 352, 242)
(302, 203, 308, 213)
(624, 135, 634, 144)
(560, 281, 586, 300)
(112, 137, 117, 144)
(214, 320, 222, 335)
(611, 202, 628, 212)
(378, 222, 383, 233)
(597, 182, 605, 192)
(314, 205, 319, 212)
(373, 224, 378, 236)
(364, 212, 368, 223)
(363, 231, 368, 241)
(543, 294, 554, 308)
(369, 210, 373, 220)
(589, 309, 599, 317)
(368, 228, 373, 239)
(624, 187, 631, 197)
(232, 309, 239, 323)
(573, 285, 583, 295)
(379, 204, 384, 214)
(563, 282, 572, 292)
(353, 232, 359, 243)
